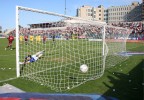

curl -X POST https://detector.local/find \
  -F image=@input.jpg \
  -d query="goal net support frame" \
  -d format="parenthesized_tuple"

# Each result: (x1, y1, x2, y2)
(16, 6, 107, 77)
(16, 6, 131, 91)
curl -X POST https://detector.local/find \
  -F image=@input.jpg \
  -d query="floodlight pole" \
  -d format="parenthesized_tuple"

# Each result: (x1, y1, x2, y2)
(65, 0, 66, 15)
(16, 6, 20, 77)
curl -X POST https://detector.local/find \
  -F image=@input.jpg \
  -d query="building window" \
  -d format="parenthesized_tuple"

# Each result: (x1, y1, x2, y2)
(99, 10, 101, 12)
(99, 18, 101, 20)
(99, 14, 101, 16)
(88, 9, 91, 12)
(88, 13, 91, 16)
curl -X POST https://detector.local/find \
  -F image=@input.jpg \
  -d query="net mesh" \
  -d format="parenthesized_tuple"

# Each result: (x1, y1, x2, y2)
(105, 26, 130, 68)
(17, 6, 131, 92)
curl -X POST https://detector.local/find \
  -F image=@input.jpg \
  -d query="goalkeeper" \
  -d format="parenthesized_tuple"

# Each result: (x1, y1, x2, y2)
(20, 50, 45, 65)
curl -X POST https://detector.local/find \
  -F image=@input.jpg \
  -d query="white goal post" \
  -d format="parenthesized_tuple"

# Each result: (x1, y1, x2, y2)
(16, 6, 131, 92)
(16, 6, 20, 77)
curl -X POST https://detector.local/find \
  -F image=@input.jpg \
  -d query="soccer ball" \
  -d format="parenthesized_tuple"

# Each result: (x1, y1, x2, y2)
(67, 86, 70, 89)
(80, 64, 88, 73)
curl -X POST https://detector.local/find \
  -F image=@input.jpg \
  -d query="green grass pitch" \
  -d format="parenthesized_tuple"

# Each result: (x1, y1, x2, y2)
(0, 38, 143, 100)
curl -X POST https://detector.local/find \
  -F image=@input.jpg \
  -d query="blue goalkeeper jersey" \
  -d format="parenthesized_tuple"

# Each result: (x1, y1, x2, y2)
(29, 57, 36, 62)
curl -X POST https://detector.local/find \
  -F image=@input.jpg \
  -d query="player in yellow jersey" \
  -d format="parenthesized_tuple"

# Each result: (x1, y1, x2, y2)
(36, 35, 41, 43)
(29, 35, 34, 42)
(20, 35, 23, 42)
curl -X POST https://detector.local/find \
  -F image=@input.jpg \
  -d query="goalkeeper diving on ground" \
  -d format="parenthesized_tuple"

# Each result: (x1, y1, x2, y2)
(19, 50, 45, 65)
(20, 50, 45, 75)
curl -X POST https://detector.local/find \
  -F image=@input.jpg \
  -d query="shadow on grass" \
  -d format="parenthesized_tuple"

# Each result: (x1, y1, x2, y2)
(102, 59, 144, 100)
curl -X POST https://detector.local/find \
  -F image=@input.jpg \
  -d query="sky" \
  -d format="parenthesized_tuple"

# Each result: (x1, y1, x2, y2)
(0, 0, 142, 31)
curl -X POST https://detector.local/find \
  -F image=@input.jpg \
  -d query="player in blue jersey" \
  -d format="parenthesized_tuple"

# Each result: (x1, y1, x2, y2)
(20, 50, 44, 65)
(20, 50, 44, 75)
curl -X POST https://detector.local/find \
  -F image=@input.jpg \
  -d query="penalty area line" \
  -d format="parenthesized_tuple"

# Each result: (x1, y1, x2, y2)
(0, 77, 18, 83)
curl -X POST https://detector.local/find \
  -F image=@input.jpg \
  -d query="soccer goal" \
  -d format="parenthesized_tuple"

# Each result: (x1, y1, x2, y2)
(104, 26, 131, 68)
(16, 6, 131, 92)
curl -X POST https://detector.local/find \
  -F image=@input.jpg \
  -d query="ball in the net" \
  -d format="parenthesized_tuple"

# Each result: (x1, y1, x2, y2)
(80, 64, 88, 73)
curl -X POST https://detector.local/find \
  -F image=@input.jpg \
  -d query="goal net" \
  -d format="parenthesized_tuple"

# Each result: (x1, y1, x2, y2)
(16, 6, 131, 92)
(105, 26, 131, 68)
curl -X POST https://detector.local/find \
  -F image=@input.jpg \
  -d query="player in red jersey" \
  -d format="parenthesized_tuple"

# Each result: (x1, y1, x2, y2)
(5, 33, 14, 50)
(43, 35, 47, 44)
(24, 35, 28, 45)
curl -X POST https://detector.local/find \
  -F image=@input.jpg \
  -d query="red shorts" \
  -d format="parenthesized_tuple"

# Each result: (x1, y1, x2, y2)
(8, 41, 13, 46)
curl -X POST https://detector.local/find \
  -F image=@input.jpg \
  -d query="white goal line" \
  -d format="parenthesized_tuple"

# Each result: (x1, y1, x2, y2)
(88, 39, 102, 41)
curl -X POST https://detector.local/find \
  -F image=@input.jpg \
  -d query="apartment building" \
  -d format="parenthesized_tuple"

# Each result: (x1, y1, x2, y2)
(77, 1, 142, 23)
(142, 0, 144, 20)
(104, 9, 108, 23)
(77, 5, 105, 21)
(108, 1, 141, 23)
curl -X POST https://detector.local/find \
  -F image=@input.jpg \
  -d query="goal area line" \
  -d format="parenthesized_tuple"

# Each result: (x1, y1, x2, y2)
(88, 39, 102, 41)
(116, 51, 144, 56)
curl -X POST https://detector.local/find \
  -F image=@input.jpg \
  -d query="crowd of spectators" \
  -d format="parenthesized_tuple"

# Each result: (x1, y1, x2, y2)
(110, 22, 144, 40)
(4, 21, 144, 40)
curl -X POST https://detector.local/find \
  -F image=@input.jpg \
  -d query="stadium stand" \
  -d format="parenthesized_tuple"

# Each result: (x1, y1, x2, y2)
(110, 22, 144, 40)
(4, 21, 144, 41)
